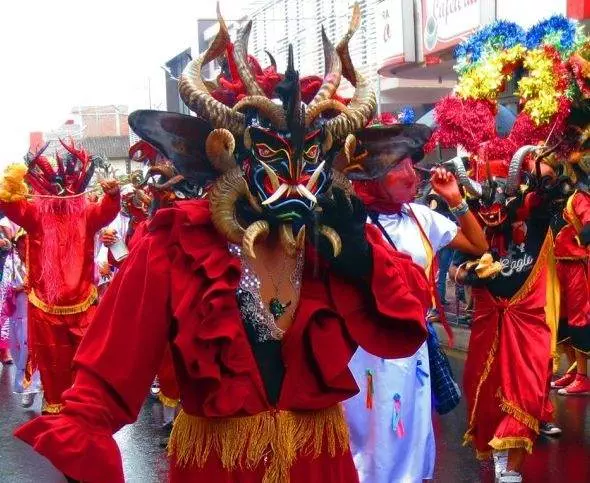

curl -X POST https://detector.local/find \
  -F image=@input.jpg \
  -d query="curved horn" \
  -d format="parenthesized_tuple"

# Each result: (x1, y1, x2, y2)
(233, 21, 266, 97)
(178, 5, 245, 135)
(443, 156, 482, 197)
(279, 223, 297, 257)
(205, 128, 236, 173)
(307, 27, 342, 111)
(209, 167, 251, 244)
(506, 145, 538, 196)
(233, 96, 287, 130)
(326, 3, 377, 140)
(265, 50, 277, 69)
(319, 225, 342, 257)
(336, 2, 362, 86)
(152, 174, 186, 191)
(305, 99, 350, 126)
(243, 220, 270, 259)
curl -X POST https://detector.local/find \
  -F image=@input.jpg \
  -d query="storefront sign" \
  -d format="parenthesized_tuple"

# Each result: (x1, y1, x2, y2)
(377, 0, 416, 69)
(421, 0, 481, 53)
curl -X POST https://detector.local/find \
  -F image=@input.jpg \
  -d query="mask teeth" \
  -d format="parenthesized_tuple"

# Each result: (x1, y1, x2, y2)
(306, 161, 326, 190)
(259, 160, 280, 190)
(296, 184, 317, 204)
(262, 183, 288, 205)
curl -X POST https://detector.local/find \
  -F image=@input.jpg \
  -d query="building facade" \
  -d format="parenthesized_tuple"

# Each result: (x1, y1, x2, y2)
(195, 0, 589, 118)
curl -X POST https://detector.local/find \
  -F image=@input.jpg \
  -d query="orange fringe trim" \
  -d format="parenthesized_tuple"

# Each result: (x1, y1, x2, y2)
(159, 393, 179, 409)
(496, 390, 540, 434)
(41, 401, 63, 414)
(28, 286, 98, 315)
(489, 436, 534, 454)
(168, 405, 349, 483)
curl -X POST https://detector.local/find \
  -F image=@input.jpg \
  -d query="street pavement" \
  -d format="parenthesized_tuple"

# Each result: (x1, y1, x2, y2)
(1, 352, 589, 482)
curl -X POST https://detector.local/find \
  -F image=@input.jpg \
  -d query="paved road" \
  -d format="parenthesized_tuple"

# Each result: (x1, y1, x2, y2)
(1, 353, 589, 482)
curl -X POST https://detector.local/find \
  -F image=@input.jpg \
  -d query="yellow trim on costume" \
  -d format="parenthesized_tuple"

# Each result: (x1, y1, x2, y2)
(496, 390, 540, 434)
(407, 205, 436, 305)
(565, 191, 583, 234)
(42, 401, 63, 414)
(28, 286, 98, 315)
(168, 405, 349, 483)
(464, 231, 554, 454)
(158, 393, 179, 409)
(510, 230, 552, 305)
(463, 328, 500, 445)
(543, 231, 560, 372)
(489, 436, 534, 454)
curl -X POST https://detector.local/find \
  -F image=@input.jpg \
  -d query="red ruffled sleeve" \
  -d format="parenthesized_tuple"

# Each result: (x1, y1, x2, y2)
(329, 224, 429, 359)
(14, 223, 172, 483)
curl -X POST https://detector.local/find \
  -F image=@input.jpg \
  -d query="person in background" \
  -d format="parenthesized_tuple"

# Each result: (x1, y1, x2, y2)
(0, 220, 13, 364)
(0, 141, 120, 414)
(2, 228, 42, 407)
(343, 124, 488, 483)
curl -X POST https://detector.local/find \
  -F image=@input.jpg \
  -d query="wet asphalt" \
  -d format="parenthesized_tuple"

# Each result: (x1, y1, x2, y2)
(1, 353, 589, 482)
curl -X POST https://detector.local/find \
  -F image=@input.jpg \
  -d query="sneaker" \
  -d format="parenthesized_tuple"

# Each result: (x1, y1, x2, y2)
(499, 470, 522, 483)
(540, 421, 562, 436)
(558, 374, 590, 396)
(21, 392, 36, 408)
(493, 450, 508, 482)
(551, 372, 576, 389)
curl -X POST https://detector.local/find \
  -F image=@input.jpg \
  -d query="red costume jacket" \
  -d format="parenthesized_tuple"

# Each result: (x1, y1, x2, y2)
(554, 190, 590, 260)
(0, 193, 120, 308)
(16, 199, 429, 482)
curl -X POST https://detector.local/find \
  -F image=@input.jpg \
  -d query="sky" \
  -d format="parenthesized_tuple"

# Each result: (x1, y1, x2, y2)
(0, 0, 236, 164)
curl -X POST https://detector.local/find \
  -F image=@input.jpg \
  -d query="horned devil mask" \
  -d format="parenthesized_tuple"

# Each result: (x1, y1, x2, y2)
(182, 4, 377, 259)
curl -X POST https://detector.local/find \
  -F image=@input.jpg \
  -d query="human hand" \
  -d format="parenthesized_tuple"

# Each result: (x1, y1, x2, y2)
(99, 179, 120, 196)
(430, 167, 462, 207)
(98, 262, 112, 279)
(100, 229, 118, 247)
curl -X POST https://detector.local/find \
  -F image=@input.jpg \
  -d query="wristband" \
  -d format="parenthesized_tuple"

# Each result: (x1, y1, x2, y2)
(449, 199, 469, 217)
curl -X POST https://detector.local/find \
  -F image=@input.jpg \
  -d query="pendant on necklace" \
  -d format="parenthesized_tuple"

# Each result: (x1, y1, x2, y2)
(269, 298, 291, 319)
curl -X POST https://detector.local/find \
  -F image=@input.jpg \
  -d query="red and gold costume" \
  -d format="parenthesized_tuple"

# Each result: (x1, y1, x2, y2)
(0, 145, 120, 412)
(464, 232, 555, 457)
(14, 6, 432, 482)
(15, 200, 428, 482)
(555, 190, 590, 354)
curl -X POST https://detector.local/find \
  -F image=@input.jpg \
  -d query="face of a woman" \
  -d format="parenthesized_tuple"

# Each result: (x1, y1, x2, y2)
(377, 157, 418, 204)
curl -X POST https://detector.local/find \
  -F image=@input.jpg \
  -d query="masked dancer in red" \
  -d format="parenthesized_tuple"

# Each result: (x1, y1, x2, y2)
(552, 143, 590, 396)
(14, 6, 431, 482)
(0, 141, 120, 414)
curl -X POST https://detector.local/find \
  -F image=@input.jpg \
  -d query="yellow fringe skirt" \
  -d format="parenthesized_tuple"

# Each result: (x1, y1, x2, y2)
(168, 405, 350, 483)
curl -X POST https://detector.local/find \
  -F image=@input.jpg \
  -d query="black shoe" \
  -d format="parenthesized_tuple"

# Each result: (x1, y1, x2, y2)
(540, 422, 562, 437)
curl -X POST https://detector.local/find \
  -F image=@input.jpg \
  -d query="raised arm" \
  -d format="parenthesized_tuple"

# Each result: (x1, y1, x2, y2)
(0, 163, 38, 232)
(15, 229, 172, 483)
(431, 167, 488, 256)
(86, 180, 121, 233)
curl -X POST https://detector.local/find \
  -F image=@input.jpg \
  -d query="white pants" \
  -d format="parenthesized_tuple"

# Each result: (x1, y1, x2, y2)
(344, 341, 435, 483)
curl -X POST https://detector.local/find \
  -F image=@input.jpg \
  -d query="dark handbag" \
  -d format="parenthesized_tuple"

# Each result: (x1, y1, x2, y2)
(426, 322, 461, 415)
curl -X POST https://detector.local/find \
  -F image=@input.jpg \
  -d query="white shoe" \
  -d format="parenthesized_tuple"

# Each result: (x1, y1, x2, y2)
(499, 470, 523, 483)
(493, 450, 508, 482)
(21, 392, 36, 408)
